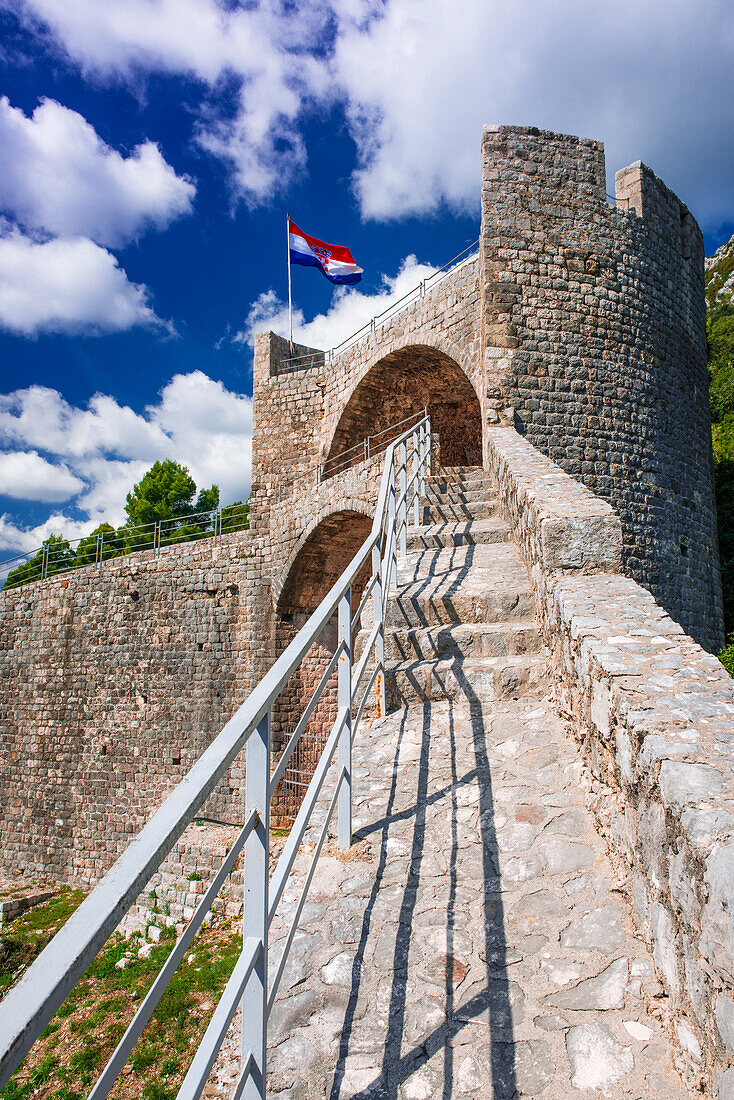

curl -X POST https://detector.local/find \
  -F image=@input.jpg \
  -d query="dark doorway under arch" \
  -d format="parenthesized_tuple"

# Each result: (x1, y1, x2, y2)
(325, 345, 482, 475)
(272, 510, 373, 824)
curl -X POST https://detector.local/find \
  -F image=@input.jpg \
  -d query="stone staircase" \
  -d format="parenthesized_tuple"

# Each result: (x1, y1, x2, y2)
(212, 465, 689, 1099)
(383, 467, 549, 709)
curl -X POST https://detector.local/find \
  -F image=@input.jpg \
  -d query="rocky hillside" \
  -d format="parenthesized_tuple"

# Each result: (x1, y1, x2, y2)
(707, 234, 734, 311)
(706, 233, 734, 642)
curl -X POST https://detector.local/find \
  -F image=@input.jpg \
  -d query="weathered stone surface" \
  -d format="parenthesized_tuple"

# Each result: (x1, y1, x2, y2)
(560, 905, 625, 953)
(487, 424, 734, 1088)
(566, 1023, 634, 1091)
(659, 760, 726, 809)
(548, 958, 628, 1011)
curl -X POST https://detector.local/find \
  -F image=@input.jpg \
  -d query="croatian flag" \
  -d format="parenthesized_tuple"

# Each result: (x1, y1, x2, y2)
(288, 217, 363, 286)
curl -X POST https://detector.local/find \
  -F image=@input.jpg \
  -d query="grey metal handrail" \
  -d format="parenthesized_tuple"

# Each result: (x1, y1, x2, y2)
(0, 413, 432, 1098)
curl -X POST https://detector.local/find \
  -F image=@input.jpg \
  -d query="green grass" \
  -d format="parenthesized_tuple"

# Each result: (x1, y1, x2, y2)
(0, 890, 243, 1099)
(0, 888, 85, 995)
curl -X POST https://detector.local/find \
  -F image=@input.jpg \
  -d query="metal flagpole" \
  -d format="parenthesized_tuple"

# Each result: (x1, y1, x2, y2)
(286, 212, 293, 354)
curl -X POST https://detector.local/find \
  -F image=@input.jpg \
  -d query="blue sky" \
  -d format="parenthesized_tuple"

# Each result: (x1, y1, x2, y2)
(0, 0, 733, 562)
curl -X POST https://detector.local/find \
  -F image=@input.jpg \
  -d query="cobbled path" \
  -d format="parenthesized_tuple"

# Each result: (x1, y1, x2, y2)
(207, 472, 688, 1098)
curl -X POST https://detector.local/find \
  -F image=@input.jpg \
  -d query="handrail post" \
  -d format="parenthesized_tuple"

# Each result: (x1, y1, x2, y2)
(412, 427, 421, 527)
(242, 709, 270, 1099)
(387, 465, 397, 593)
(41, 543, 48, 580)
(418, 421, 425, 506)
(338, 586, 352, 848)
(398, 438, 407, 555)
(371, 545, 385, 719)
(426, 412, 432, 480)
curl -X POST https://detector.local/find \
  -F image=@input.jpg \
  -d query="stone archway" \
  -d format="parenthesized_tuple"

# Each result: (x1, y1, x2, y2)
(271, 510, 373, 823)
(324, 344, 482, 475)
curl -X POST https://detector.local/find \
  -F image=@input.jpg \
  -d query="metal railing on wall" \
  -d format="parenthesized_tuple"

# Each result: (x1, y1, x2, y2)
(278, 239, 479, 371)
(0, 504, 251, 592)
(0, 413, 432, 1100)
(275, 408, 427, 503)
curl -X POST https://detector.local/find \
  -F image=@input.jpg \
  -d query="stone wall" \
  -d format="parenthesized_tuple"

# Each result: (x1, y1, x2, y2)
(0, 531, 267, 885)
(480, 125, 722, 652)
(487, 427, 734, 1094)
(0, 121, 724, 906)
(249, 253, 482, 602)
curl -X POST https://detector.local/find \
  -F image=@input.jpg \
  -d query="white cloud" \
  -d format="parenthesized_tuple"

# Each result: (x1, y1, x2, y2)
(0, 450, 84, 501)
(0, 225, 171, 336)
(0, 97, 195, 246)
(333, 0, 734, 228)
(0, 511, 101, 556)
(14, 0, 734, 228)
(0, 371, 253, 556)
(240, 254, 439, 349)
(12, 0, 332, 203)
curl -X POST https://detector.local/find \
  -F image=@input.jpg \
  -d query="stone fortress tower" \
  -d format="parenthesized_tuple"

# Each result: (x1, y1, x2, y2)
(2, 125, 732, 1098)
(0, 123, 724, 881)
(251, 124, 724, 664)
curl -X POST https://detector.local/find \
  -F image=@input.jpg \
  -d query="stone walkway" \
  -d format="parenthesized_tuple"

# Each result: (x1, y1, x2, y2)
(207, 470, 688, 1098)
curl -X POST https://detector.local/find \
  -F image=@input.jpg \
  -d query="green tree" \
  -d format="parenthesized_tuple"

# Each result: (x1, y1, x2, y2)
(220, 500, 250, 535)
(75, 524, 124, 567)
(3, 535, 74, 590)
(122, 460, 219, 550)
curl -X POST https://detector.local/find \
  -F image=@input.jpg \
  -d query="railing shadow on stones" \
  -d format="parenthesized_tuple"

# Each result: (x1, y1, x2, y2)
(328, 525, 516, 1100)
(329, 686, 516, 1100)
(0, 415, 431, 1100)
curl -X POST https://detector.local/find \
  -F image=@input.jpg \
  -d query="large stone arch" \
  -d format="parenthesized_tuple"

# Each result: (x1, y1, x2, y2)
(324, 344, 482, 475)
(271, 509, 373, 824)
(273, 499, 373, 607)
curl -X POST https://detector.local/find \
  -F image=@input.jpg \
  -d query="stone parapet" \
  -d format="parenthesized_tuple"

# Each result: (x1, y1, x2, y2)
(486, 428, 622, 576)
(488, 426, 734, 1094)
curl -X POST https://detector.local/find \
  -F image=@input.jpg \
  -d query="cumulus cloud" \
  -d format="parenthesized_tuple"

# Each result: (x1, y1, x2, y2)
(333, 0, 734, 227)
(0, 96, 195, 246)
(239, 254, 439, 350)
(0, 450, 84, 502)
(0, 225, 172, 336)
(13, 0, 734, 229)
(11, 0, 332, 203)
(0, 370, 253, 555)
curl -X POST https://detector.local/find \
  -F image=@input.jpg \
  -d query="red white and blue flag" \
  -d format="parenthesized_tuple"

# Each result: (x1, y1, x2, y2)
(288, 217, 363, 286)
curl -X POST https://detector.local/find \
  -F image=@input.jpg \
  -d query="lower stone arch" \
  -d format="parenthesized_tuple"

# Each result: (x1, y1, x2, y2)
(271, 509, 373, 823)
(324, 344, 482, 475)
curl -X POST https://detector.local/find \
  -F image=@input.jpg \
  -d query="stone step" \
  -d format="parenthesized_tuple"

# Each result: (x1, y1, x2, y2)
(388, 543, 535, 628)
(431, 465, 484, 479)
(383, 620, 543, 661)
(386, 581, 533, 628)
(424, 485, 495, 504)
(427, 473, 490, 493)
(422, 499, 496, 523)
(385, 654, 549, 707)
(407, 518, 509, 551)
